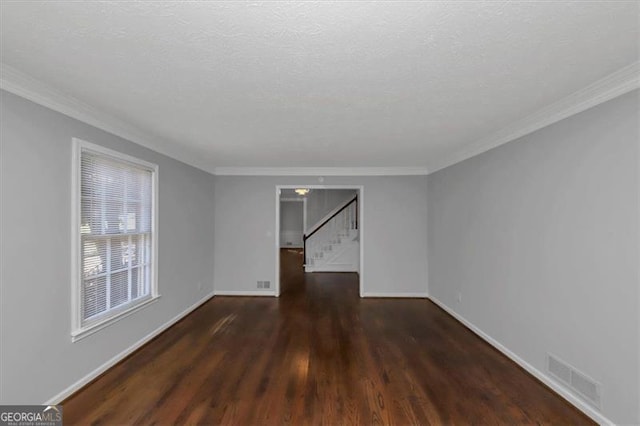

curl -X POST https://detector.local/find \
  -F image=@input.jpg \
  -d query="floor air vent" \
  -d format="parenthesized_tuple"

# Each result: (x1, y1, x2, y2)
(547, 353, 601, 409)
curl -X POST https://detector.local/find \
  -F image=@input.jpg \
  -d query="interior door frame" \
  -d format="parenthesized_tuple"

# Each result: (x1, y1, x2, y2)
(275, 185, 364, 297)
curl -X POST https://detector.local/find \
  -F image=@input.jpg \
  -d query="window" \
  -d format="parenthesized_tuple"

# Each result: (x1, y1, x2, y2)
(72, 139, 158, 341)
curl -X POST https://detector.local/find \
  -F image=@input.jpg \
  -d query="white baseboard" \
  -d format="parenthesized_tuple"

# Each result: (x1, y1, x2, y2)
(428, 296, 613, 426)
(361, 292, 428, 298)
(306, 265, 358, 273)
(213, 290, 277, 297)
(44, 292, 215, 405)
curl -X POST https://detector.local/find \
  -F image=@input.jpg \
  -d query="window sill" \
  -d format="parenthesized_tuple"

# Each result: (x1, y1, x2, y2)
(71, 295, 161, 342)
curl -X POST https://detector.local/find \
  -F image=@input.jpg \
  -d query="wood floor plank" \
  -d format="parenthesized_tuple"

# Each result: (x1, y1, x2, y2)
(63, 249, 593, 425)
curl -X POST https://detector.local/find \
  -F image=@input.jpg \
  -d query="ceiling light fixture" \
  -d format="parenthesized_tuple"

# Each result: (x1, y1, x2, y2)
(295, 188, 309, 196)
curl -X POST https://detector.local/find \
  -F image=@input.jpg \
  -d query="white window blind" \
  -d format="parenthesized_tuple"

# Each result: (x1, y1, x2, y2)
(75, 142, 157, 334)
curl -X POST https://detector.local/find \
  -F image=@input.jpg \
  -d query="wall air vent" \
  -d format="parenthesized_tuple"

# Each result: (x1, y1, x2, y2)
(257, 280, 271, 289)
(570, 368, 601, 408)
(547, 353, 601, 409)
(548, 354, 571, 383)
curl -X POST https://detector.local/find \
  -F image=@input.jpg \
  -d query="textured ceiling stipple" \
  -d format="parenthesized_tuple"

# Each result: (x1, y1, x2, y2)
(0, 1, 638, 171)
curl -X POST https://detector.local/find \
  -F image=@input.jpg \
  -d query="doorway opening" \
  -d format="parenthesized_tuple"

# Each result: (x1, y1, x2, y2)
(275, 185, 364, 297)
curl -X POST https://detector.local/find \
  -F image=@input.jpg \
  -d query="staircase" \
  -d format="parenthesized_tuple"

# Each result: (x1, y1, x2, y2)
(304, 196, 359, 273)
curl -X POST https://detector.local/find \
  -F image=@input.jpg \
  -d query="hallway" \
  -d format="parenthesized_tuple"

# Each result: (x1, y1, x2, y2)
(279, 248, 359, 297)
(63, 250, 591, 424)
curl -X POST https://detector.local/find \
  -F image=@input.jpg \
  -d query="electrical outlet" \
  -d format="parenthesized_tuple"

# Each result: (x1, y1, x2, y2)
(456, 291, 462, 303)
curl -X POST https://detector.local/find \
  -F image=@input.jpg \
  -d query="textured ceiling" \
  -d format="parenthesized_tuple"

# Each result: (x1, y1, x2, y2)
(1, 1, 638, 170)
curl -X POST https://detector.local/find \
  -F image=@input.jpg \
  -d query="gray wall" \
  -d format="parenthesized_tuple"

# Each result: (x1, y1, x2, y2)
(427, 90, 639, 424)
(3, 84, 634, 422)
(306, 189, 356, 231)
(214, 176, 428, 296)
(280, 200, 303, 247)
(0, 90, 216, 404)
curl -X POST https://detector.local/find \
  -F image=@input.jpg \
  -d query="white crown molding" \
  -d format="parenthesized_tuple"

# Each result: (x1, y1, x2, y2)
(213, 166, 429, 176)
(427, 61, 640, 174)
(0, 63, 217, 175)
(3, 61, 637, 178)
(0, 64, 429, 178)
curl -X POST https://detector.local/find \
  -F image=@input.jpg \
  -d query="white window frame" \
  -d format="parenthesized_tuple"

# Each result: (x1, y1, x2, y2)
(71, 138, 160, 342)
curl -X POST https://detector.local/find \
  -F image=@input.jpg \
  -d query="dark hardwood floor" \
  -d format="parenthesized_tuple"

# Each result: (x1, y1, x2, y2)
(63, 248, 592, 425)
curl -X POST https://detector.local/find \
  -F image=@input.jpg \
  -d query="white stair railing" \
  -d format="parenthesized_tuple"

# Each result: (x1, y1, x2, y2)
(304, 197, 357, 268)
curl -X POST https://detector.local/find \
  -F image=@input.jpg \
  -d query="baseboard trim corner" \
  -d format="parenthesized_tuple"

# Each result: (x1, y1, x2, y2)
(427, 296, 614, 426)
(361, 292, 428, 298)
(213, 290, 277, 297)
(44, 291, 215, 405)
